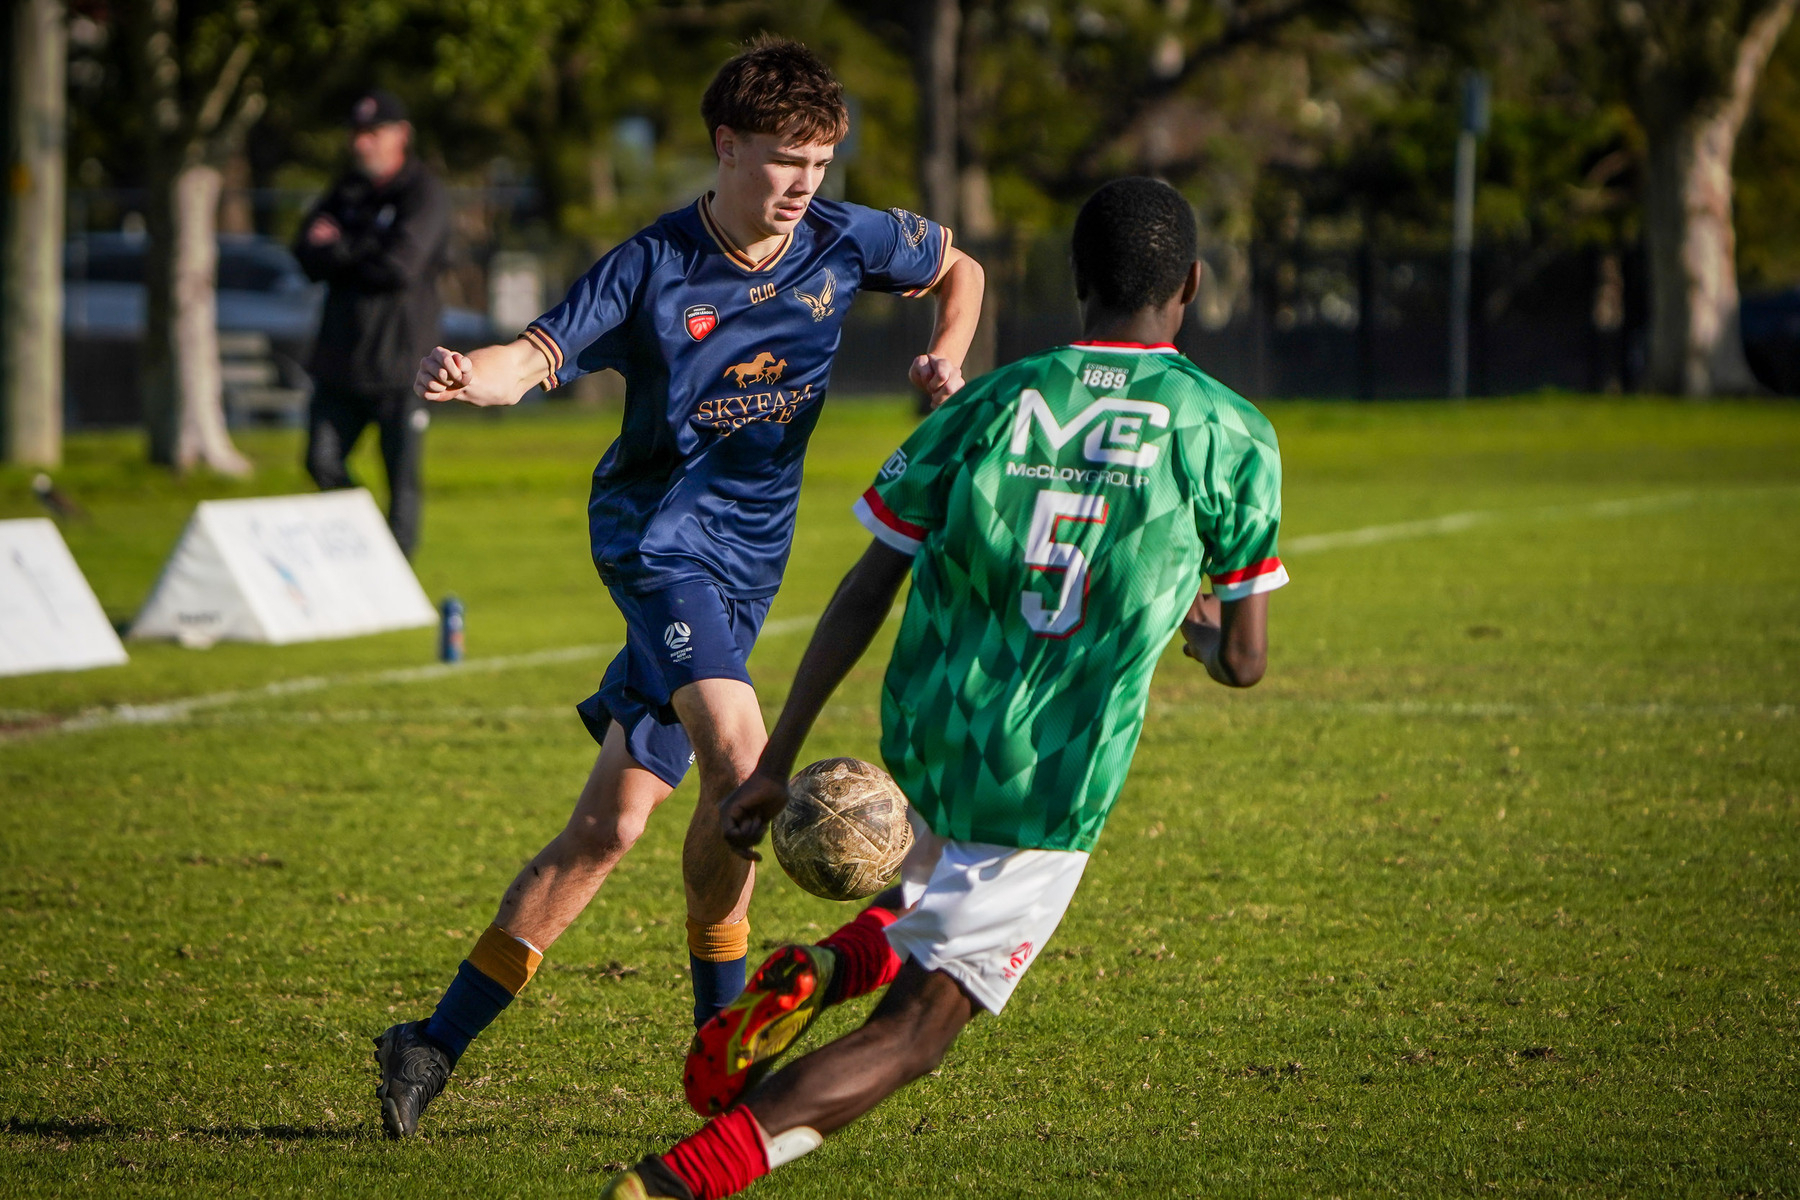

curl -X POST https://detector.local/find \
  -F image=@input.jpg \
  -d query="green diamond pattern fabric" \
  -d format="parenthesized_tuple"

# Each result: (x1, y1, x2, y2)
(852, 345, 1285, 852)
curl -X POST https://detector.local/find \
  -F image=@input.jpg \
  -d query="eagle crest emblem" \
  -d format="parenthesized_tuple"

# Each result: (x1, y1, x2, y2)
(793, 269, 837, 322)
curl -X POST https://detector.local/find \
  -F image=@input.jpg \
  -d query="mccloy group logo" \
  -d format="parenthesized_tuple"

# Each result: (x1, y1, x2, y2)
(1010, 389, 1169, 468)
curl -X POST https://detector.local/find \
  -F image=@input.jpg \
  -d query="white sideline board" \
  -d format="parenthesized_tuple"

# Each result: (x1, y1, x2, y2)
(130, 489, 435, 647)
(0, 519, 129, 677)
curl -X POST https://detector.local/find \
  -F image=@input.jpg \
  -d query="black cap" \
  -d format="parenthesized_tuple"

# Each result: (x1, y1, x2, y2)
(349, 89, 408, 130)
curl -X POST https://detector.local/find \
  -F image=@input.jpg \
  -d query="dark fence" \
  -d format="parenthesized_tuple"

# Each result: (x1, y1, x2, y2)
(833, 235, 1648, 400)
(59, 183, 1657, 426)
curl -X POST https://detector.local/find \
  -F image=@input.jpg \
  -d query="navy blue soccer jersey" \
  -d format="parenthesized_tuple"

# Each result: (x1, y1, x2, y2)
(524, 194, 953, 599)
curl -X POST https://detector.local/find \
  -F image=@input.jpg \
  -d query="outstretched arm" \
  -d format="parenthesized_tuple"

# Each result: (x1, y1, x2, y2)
(1180, 589, 1268, 687)
(909, 248, 985, 407)
(718, 541, 915, 857)
(413, 339, 552, 408)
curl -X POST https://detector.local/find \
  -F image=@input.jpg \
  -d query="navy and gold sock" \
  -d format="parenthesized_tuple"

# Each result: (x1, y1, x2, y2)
(686, 917, 749, 1028)
(423, 924, 542, 1061)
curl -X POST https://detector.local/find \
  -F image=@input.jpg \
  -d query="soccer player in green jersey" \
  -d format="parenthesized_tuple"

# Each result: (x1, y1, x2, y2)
(600, 177, 1286, 1200)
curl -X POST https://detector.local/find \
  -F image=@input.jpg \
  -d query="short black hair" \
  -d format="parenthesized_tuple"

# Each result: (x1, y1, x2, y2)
(1071, 178, 1198, 313)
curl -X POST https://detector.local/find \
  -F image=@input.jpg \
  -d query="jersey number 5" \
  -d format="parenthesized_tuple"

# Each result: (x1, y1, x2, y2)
(1021, 489, 1108, 638)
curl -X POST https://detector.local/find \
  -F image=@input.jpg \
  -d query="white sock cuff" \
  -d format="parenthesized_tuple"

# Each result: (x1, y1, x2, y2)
(749, 1111, 824, 1169)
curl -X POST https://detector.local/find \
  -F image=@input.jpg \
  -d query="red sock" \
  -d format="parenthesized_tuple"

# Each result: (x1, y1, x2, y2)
(819, 904, 903, 1003)
(660, 1108, 768, 1200)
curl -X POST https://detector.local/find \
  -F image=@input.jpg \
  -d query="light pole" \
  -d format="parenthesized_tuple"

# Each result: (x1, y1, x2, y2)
(1448, 70, 1488, 400)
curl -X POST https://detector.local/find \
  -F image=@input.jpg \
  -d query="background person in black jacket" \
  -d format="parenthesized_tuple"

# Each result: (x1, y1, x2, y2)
(295, 90, 449, 558)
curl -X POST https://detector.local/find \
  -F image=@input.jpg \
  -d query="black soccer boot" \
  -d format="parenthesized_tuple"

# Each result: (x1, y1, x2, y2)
(373, 1020, 453, 1138)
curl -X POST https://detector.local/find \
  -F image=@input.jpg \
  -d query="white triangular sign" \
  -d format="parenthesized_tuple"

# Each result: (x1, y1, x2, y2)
(131, 489, 435, 646)
(0, 518, 129, 676)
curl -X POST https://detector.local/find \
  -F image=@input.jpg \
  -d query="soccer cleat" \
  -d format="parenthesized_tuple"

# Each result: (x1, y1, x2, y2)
(599, 1157, 695, 1200)
(598, 1170, 652, 1200)
(683, 944, 836, 1116)
(372, 1020, 453, 1138)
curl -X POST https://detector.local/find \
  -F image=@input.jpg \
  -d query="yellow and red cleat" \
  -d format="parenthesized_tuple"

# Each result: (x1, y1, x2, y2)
(683, 944, 836, 1116)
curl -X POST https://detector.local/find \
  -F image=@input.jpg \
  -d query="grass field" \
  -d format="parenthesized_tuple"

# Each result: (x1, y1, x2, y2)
(2, 395, 1797, 1197)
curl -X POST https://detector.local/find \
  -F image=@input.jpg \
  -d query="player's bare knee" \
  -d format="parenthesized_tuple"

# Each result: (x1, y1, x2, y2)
(562, 809, 644, 862)
(866, 976, 971, 1079)
(693, 745, 761, 804)
(1220, 646, 1266, 687)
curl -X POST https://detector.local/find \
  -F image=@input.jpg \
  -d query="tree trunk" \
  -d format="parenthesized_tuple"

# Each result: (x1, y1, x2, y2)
(218, 149, 253, 234)
(1643, 111, 1758, 394)
(2, 0, 66, 467)
(141, 0, 180, 465)
(913, 0, 960, 226)
(1640, 0, 1795, 395)
(142, 151, 181, 463)
(957, 164, 998, 378)
(171, 161, 249, 475)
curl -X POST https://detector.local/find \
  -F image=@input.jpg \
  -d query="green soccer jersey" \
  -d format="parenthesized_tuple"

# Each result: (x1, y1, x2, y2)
(853, 342, 1286, 852)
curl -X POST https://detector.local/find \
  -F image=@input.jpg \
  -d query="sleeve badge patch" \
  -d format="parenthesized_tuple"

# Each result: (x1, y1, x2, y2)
(888, 208, 931, 248)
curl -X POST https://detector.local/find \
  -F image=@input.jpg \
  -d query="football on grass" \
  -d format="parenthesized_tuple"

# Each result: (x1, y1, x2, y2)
(772, 758, 914, 902)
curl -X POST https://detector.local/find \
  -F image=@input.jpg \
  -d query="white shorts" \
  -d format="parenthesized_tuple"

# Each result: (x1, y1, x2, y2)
(883, 810, 1089, 1013)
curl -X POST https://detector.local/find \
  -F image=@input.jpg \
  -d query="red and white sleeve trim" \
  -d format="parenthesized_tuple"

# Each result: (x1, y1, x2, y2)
(1209, 557, 1289, 602)
(854, 487, 926, 555)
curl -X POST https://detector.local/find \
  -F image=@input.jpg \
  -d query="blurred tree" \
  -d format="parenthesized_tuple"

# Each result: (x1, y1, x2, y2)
(1609, 0, 1796, 395)
(58, 0, 1800, 406)
(2, 0, 66, 467)
(1734, 15, 1800, 289)
(124, 0, 266, 474)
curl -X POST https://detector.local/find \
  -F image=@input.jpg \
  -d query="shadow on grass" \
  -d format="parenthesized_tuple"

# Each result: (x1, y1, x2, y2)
(1, 1116, 511, 1145)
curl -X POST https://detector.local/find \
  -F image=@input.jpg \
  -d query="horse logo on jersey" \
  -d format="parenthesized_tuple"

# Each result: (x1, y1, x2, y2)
(793, 269, 837, 322)
(888, 208, 930, 248)
(723, 351, 786, 388)
(684, 304, 719, 341)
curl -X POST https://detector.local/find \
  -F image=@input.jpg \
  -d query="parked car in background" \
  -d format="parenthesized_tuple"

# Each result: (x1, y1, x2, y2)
(63, 232, 492, 428)
(1740, 288, 1800, 395)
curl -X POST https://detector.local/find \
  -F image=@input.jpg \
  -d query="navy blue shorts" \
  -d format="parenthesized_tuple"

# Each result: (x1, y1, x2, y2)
(576, 580, 771, 787)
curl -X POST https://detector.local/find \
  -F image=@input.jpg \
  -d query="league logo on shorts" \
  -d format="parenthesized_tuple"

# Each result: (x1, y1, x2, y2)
(684, 304, 719, 341)
(664, 620, 693, 663)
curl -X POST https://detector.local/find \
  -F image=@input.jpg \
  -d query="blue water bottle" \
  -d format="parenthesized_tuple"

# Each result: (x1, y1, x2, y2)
(439, 595, 465, 663)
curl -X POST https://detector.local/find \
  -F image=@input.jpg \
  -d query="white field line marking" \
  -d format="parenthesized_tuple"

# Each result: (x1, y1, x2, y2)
(61, 695, 1795, 732)
(1281, 491, 1699, 555)
(1148, 697, 1793, 721)
(11, 485, 1788, 742)
(38, 642, 623, 738)
(5, 612, 833, 742)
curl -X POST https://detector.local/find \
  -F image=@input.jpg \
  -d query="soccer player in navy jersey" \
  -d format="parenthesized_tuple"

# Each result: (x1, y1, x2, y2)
(369, 37, 985, 1139)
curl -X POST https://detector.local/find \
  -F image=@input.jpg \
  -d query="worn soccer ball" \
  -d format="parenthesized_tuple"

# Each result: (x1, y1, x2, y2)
(772, 758, 914, 902)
